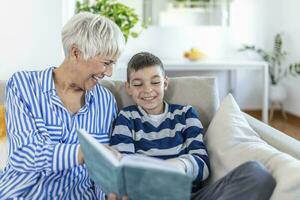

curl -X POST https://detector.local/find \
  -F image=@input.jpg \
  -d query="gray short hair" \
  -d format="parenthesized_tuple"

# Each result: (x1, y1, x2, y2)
(62, 12, 125, 60)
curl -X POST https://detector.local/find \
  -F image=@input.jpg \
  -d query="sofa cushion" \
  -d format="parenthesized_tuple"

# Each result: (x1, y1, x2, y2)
(0, 104, 7, 170)
(100, 76, 219, 130)
(0, 105, 6, 139)
(0, 80, 6, 104)
(205, 94, 300, 200)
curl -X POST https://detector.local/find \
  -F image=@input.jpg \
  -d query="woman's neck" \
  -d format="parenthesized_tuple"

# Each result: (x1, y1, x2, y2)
(53, 62, 85, 114)
(53, 62, 82, 94)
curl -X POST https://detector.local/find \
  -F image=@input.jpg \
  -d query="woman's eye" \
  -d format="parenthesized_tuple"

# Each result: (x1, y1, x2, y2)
(103, 62, 110, 66)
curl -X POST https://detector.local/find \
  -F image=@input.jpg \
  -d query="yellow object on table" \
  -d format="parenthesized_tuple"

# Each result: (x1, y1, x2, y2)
(0, 105, 6, 139)
(183, 48, 206, 61)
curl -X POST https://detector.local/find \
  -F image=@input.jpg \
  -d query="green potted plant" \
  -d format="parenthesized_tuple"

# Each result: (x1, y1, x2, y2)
(76, 0, 146, 42)
(239, 33, 300, 106)
(239, 33, 300, 85)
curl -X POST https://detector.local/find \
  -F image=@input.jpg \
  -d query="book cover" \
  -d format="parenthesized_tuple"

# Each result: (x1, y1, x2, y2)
(77, 129, 192, 200)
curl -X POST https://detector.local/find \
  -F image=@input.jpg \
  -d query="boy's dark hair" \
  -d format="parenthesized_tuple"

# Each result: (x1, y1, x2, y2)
(127, 52, 165, 82)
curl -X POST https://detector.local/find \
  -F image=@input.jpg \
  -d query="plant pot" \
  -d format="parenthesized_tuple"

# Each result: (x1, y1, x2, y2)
(269, 84, 287, 102)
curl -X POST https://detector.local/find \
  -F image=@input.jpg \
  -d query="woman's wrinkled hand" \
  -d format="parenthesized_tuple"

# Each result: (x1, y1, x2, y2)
(77, 145, 84, 165)
(104, 145, 123, 161)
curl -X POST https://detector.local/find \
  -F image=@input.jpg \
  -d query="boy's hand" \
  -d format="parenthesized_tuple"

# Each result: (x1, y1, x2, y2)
(106, 193, 129, 200)
(104, 145, 123, 161)
(165, 158, 187, 174)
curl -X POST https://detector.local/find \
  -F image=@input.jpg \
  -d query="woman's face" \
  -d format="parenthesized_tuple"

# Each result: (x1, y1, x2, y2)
(76, 54, 115, 91)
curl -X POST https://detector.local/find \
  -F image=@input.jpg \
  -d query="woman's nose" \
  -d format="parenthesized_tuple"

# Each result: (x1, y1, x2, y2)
(103, 66, 113, 77)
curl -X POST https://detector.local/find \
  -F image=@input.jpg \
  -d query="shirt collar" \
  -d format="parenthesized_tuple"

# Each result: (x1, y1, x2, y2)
(39, 67, 56, 93)
(137, 101, 169, 117)
(85, 88, 95, 105)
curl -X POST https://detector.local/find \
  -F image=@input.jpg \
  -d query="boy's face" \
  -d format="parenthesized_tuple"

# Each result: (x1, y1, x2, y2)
(126, 65, 169, 115)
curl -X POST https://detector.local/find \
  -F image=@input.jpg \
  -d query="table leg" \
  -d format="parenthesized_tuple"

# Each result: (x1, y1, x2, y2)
(229, 70, 237, 97)
(262, 63, 269, 124)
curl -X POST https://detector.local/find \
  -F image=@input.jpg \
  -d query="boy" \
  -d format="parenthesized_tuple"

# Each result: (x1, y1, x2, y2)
(110, 52, 275, 200)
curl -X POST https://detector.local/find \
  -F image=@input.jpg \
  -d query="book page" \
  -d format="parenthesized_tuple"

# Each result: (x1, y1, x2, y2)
(121, 154, 185, 174)
(123, 157, 192, 200)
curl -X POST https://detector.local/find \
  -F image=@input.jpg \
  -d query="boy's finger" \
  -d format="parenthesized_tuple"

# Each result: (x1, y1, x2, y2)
(122, 196, 129, 200)
(107, 193, 117, 200)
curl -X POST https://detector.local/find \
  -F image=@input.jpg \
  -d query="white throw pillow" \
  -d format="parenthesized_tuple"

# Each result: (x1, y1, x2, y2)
(204, 94, 300, 200)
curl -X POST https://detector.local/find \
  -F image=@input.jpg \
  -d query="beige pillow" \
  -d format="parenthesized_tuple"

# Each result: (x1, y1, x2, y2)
(204, 94, 300, 200)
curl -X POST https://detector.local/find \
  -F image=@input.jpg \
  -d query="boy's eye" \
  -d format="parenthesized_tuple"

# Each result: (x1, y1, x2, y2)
(131, 82, 142, 87)
(152, 81, 161, 85)
(132, 84, 142, 87)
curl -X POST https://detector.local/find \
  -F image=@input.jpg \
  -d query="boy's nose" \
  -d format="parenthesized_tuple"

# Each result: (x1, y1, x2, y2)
(143, 84, 153, 92)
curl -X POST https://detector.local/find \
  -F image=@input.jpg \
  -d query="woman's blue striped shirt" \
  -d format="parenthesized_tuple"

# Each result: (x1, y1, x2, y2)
(0, 67, 117, 199)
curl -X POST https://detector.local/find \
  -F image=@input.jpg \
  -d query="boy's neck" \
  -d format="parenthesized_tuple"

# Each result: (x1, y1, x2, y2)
(140, 102, 166, 115)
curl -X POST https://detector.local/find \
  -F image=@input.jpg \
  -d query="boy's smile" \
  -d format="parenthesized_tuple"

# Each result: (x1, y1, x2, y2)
(126, 65, 169, 115)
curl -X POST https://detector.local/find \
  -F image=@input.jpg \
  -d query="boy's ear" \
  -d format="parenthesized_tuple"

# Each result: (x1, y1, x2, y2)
(164, 76, 169, 90)
(125, 82, 132, 95)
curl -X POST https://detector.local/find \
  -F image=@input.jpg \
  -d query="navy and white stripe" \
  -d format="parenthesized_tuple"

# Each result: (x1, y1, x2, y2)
(0, 67, 117, 199)
(110, 103, 210, 184)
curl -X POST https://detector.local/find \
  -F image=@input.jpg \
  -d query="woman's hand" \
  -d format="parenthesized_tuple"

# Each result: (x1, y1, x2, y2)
(77, 146, 84, 165)
(106, 193, 129, 200)
(78, 145, 122, 165)
(104, 145, 123, 161)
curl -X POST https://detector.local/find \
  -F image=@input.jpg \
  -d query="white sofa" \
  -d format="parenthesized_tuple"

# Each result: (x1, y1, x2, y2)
(98, 77, 300, 159)
(0, 77, 300, 198)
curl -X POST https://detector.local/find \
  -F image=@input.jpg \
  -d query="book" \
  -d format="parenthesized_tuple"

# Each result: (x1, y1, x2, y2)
(77, 129, 193, 200)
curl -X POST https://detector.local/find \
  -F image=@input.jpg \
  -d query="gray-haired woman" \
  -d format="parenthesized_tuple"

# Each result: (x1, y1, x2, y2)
(0, 12, 126, 200)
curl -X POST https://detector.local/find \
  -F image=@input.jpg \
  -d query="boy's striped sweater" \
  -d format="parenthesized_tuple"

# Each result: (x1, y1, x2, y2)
(110, 102, 210, 184)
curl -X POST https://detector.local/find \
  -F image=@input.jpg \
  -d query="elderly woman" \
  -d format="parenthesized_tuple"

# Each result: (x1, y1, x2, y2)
(0, 12, 126, 199)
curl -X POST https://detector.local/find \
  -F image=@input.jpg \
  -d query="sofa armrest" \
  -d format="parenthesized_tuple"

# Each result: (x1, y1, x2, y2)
(243, 112, 300, 160)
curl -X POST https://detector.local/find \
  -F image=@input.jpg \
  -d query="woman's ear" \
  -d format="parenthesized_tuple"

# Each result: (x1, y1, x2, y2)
(164, 76, 169, 91)
(70, 45, 81, 60)
(125, 82, 132, 96)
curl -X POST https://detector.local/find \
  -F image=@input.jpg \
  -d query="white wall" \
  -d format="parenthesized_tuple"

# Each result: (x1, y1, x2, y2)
(113, 26, 236, 101)
(116, 0, 300, 116)
(0, 0, 63, 80)
(278, 0, 300, 116)
(230, 0, 300, 116)
(0, 0, 299, 116)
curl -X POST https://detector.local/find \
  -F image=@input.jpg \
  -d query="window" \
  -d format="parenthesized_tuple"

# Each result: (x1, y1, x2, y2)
(143, 0, 232, 27)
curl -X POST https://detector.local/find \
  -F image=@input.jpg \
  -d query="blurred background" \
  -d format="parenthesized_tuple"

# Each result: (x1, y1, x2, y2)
(0, 0, 299, 139)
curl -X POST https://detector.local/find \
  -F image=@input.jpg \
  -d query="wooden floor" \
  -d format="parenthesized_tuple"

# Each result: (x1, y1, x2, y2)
(244, 110, 300, 141)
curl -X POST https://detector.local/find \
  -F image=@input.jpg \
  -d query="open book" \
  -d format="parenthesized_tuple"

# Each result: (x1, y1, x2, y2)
(77, 129, 193, 200)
